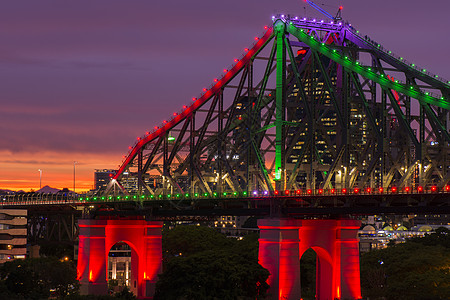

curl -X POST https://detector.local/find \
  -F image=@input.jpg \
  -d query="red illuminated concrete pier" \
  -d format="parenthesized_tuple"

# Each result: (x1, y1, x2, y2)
(258, 218, 361, 300)
(77, 219, 163, 299)
(77, 217, 361, 299)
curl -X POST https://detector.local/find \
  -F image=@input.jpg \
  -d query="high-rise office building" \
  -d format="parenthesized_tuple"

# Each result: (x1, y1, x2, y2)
(94, 169, 117, 191)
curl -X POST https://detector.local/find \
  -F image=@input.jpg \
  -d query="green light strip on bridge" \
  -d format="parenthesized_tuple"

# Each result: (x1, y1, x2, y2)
(286, 22, 450, 111)
(78, 191, 257, 202)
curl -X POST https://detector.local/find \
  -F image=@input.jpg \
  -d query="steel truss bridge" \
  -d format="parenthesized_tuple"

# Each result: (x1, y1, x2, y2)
(106, 15, 450, 206)
(3, 16, 449, 300)
(2, 15, 450, 215)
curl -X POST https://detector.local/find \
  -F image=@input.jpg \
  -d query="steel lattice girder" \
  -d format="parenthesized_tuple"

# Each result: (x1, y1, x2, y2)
(104, 16, 450, 199)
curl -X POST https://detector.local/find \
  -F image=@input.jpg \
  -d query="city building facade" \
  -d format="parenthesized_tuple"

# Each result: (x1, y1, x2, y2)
(0, 209, 27, 263)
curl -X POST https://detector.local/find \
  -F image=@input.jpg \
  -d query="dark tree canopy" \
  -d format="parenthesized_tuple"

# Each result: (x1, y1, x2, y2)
(155, 226, 269, 300)
(39, 241, 74, 259)
(361, 227, 450, 300)
(300, 248, 317, 299)
(162, 225, 233, 261)
(0, 257, 78, 299)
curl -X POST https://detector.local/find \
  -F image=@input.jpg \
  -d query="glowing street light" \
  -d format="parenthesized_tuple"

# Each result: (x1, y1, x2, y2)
(38, 169, 42, 190)
(73, 161, 78, 195)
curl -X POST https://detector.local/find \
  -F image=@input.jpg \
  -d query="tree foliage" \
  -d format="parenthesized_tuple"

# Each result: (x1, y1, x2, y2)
(39, 241, 74, 259)
(300, 248, 316, 299)
(361, 227, 450, 300)
(162, 225, 233, 261)
(155, 226, 269, 300)
(0, 256, 79, 299)
(66, 288, 136, 300)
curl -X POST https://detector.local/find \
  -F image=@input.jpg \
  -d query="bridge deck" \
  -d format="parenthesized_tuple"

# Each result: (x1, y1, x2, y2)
(2, 190, 449, 216)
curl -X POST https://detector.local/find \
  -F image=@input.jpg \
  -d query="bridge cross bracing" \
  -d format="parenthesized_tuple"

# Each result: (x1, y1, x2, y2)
(99, 15, 450, 206)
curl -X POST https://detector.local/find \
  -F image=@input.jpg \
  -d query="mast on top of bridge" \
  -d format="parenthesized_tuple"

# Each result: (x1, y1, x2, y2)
(304, 0, 343, 21)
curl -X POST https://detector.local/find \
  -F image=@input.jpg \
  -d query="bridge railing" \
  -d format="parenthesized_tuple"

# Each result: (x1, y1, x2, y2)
(2, 184, 449, 206)
(0, 193, 81, 205)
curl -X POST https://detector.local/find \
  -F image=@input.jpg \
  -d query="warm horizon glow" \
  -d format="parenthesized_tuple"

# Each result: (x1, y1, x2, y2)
(0, 150, 119, 192)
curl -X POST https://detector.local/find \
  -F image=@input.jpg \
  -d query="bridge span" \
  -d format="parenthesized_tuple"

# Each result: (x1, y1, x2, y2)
(3, 12, 450, 299)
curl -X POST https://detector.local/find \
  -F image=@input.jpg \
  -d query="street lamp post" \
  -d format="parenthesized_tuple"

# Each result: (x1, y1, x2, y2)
(73, 161, 78, 195)
(38, 169, 42, 190)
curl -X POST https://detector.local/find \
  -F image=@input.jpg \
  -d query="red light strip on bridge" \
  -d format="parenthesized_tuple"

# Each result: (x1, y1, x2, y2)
(114, 27, 274, 180)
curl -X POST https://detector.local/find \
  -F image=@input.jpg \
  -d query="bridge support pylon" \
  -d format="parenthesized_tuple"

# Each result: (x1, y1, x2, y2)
(77, 219, 163, 299)
(258, 218, 361, 300)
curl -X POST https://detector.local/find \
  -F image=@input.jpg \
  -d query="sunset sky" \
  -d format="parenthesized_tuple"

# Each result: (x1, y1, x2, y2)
(1, 0, 449, 192)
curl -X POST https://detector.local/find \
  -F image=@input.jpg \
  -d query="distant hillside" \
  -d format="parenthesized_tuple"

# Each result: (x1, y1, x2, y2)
(0, 186, 65, 195)
(36, 185, 60, 194)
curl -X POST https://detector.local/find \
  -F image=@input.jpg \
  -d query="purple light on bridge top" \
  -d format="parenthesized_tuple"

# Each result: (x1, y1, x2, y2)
(313, 19, 316, 22)
(253, 191, 258, 195)
(303, 17, 307, 21)
(320, 20, 324, 23)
